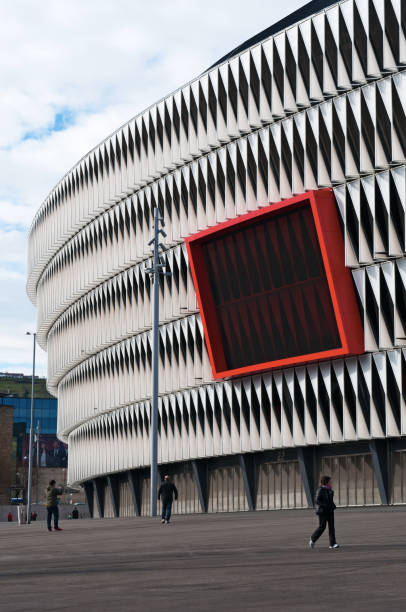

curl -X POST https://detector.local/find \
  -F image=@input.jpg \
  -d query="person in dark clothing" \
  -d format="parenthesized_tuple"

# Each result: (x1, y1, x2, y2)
(46, 479, 64, 531)
(158, 475, 178, 524)
(72, 507, 79, 519)
(309, 475, 339, 549)
(49, 441, 67, 468)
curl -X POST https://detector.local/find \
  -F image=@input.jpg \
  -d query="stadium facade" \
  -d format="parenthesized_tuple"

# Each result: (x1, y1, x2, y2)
(27, 0, 406, 518)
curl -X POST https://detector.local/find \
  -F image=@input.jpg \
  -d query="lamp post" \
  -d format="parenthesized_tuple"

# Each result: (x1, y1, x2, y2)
(35, 420, 40, 504)
(145, 207, 170, 516)
(26, 331, 36, 524)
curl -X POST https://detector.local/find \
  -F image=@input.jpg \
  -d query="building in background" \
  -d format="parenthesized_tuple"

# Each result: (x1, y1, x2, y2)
(0, 396, 59, 460)
(27, 0, 406, 519)
(0, 372, 26, 379)
(0, 379, 77, 507)
(0, 396, 57, 433)
(0, 404, 14, 504)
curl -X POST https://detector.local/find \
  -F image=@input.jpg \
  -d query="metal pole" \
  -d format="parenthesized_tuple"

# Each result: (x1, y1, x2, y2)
(150, 206, 160, 517)
(36, 420, 40, 504)
(26, 332, 36, 524)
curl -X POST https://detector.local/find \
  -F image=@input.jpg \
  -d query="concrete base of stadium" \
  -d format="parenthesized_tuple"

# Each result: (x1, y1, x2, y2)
(83, 440, 406, 519)
(1, 507, 406, 611)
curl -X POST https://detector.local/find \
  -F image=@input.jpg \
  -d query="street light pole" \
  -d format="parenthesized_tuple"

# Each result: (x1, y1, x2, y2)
(26, 331, 36, 524)
(35, 420, 40, 504)
(145, 207, 169, 517)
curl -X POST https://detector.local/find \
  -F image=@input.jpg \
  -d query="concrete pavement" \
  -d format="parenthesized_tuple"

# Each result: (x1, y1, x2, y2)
(0, 508, 405, 611)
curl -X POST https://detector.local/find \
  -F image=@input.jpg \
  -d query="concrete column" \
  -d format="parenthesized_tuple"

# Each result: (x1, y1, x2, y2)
(239, 454, 256, 511)
(297, 446, 317, 507)
(192, 460, 208, 513)
(127, 470, 142, 516)
(369, 440, 390, 505)
(107, 475, 120, 517)
(83, 481, 94, 518)
(93, 478, 105, 519)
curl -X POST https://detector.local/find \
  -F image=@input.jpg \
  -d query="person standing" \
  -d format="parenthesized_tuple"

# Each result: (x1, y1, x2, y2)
(309, 475, 339, 549)
(39, 442, 49, 467)
(49, 440, 67, 467)
(46, 479, 64, 532)
(158, 475, 178, 524)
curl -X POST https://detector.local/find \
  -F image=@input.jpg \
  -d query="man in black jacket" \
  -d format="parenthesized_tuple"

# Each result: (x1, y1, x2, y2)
(158, 475, 178, 524)
(309, 475, 339, 549)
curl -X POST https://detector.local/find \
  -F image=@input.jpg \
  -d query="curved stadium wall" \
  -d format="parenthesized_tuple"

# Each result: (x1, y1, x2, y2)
(28, 0, 406, 517)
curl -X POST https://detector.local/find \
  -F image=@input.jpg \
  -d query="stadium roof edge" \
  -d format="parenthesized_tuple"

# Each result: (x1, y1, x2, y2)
(206, 0, 339, 71)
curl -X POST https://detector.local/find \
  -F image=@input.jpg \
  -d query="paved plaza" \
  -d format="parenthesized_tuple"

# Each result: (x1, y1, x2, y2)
(0, 508, 405, 611)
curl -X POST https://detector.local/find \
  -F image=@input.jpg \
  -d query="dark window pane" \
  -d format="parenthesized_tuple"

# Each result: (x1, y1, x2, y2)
(200, 202, 340, 370)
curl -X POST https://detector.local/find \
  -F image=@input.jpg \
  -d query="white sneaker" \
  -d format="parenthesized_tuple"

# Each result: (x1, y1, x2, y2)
(309, 539, 315, 548)
(329, 544, 340, 549)
(161, 519, 165, 523)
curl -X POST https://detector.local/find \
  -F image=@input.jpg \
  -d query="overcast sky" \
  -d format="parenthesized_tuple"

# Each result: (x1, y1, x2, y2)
(0, 0, 304, 378)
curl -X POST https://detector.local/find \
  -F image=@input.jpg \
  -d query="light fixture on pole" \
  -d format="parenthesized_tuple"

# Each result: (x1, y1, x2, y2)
(26, 331, 36, 524)
(145, 206, 170, 517)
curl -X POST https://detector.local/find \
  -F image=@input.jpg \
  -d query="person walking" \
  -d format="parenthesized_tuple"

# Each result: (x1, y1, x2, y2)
(309, 475, 339, 549)
(158, 475, 178, 524)
(46, 479, 64, 532)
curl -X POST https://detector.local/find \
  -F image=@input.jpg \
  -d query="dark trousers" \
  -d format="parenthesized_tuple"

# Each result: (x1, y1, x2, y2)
(311, 512, 336, 546)
(47, 505, 59, 529)
(161, 501, 172, 522)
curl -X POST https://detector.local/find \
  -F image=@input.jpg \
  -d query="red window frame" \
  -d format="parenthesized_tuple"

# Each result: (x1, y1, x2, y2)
(185, 189, 364, 379)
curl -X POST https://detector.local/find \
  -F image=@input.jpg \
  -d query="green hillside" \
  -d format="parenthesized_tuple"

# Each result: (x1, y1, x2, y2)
(0, 376, 54, 399)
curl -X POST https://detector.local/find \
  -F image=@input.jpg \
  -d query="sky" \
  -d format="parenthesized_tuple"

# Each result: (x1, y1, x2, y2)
(0, 0, 304, 378)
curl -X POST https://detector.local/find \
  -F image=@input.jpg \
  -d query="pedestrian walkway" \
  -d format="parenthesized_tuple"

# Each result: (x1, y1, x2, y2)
(0, 508, 405, 611)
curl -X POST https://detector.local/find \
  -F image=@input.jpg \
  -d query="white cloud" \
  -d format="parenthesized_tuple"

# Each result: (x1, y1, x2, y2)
(0, 267, 26, 282)
(0, 201, 35, 227)
(0, 331, 48, 377)
(0, 228, 27, 265)
(0, 0, 304, 376)
(0, 303, 47, 377)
